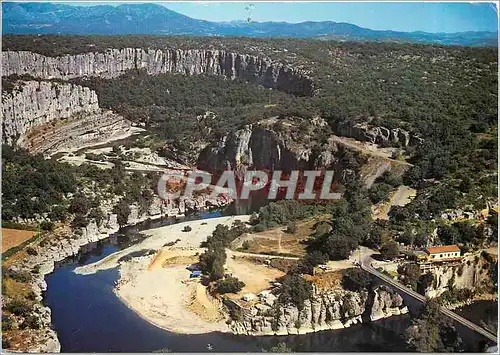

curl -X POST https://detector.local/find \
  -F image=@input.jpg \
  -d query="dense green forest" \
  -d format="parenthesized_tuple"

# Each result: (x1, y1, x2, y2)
(2, 145, 159, 223)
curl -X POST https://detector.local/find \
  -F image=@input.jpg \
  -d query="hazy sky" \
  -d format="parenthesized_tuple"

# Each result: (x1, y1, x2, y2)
(32, 2, 500, 33)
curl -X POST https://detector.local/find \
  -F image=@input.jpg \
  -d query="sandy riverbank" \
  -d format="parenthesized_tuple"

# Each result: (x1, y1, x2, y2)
(75, 215, 250, 334)
(74, 215, 250, 275)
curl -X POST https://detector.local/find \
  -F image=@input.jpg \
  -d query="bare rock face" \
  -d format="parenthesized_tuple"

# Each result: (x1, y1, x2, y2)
(2, 80, 99, 145)
(2, 80, 134, 153)
(198, 124, 335, 172)
(229, 285, 408, 336)
(333, 121, 420, 147)
(197, 123, 386, 187)
(369, 285, 405, 321)
(422, 254, 494, 298)
(3, 49, 314, 96)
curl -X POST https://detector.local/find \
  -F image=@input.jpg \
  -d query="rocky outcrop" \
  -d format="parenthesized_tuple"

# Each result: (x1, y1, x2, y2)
(333, 121, 421, 147)
(198, 123, 350, 172)
(229, 285, 408, 336)
(2, 49, 314, 96)
(198, 124, 306, 172)
(197, 122, 408, 187)
(2, 80, 100, 145)
(422, 254, 495, 298)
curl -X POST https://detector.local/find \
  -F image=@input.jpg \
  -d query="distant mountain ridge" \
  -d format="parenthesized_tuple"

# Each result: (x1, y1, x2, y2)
(2, 2, 497, 47)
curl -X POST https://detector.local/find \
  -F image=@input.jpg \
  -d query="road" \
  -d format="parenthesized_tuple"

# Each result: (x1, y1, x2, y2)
(360, 256, 498, 343)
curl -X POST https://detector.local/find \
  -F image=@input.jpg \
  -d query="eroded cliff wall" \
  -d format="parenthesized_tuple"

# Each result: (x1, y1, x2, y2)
(2, 49, 314, 95)
(197, 122, 409, 186)
(229, 285, 408, 336)
(423, 254, 495, 298)
(2, 80, 99, 145)
(1, 80, 134, 152)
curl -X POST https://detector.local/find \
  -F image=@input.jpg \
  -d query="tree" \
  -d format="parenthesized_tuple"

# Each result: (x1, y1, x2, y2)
(286, 221, 297, 234)
(303, 250, 328, 267)
(342, 268, 372, 291)
(405, 298, 463, 352)
(368, 183, 392, 204)
(216, 277, 245, 294)
(113, 199, 131, 227)
(278, 274, 312, 310)
(398, 263, 421, 290)
(325, 235, 357, 260)
(48, 205, 68, 222)
(71, 214, 88, 228)
(88, 207, 105, 226)
(68, 195, 90, 215)
(379, 241, 399, 260)
(210, 256, 225, 281)
(389, 205, 412, 223)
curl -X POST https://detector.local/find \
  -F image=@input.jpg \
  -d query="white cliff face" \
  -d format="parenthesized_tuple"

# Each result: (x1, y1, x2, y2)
(229, 285, 408, 336)
(423, 254, 494, 298)
(2, 80, 100, 145)
(2, 49, 314, 95)
(198, 124, 319, 173)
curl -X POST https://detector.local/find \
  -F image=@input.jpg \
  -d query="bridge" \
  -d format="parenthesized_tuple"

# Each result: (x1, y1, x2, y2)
(360, 260, 498, 344)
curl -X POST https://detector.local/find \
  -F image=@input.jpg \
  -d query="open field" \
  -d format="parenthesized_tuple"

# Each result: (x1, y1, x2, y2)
(2, 228, 37, 253)
(231, 215, 330, 257)
(225, 252, 285, 299)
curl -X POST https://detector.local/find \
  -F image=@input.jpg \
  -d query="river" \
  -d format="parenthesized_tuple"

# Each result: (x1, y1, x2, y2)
(43, 213, 496, 352)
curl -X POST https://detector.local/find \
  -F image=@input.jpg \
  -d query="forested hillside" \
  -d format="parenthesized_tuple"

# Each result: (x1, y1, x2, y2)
(2, 35, 498, 226)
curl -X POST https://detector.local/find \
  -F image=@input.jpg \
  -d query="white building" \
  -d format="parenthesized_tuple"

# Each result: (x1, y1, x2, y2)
(425, 245, 461, 261)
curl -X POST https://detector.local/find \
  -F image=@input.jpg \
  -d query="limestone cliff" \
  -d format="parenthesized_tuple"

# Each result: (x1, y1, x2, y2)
(332, 121, 422, 147)
(2, 49, 314, 96)
(229, 285, 408, 336)
(197, 121, 409, 187)
(2, 80, 133, 152)
(2, 80, 98, 144)
(422, 254, 495, 299)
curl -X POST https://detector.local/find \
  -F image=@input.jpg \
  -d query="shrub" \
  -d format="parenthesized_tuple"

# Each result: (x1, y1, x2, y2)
(5, 299, 31, 317)
(2, 315, 14, 331)
(7, 269, 32, 283)
(286, 221, 298, 234)
(26, 247, 38, 256)
(253, 224, 266, 232)
(241, 240, 251, 250)
(216, 277, 245, 294)
(40, 221, 55, 231)
(278, 274, 313, 310)
(342, 268, 372, 291)
(182, 225, 192, 232)
(2, 337, 12, 350)
(21, 315, 41, 330)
